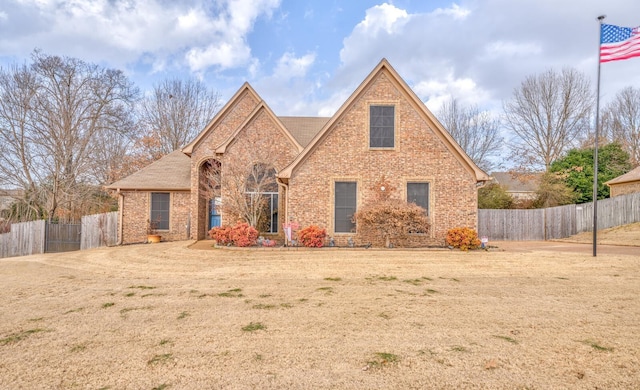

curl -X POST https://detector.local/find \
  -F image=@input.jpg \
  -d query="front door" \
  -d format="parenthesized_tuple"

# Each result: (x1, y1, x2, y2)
(209, 198, 221, 229)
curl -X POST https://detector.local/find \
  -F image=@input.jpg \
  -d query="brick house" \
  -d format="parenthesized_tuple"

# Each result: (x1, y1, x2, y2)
(606, 165, 640, 197)
(108, 59, 489, 246)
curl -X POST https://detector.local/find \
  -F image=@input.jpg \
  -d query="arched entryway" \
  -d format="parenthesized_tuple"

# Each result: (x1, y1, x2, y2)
(198, 158, 221, 239)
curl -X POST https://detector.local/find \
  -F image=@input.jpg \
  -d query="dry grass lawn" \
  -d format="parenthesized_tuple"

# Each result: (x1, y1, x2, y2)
(1, 238, 639, 389)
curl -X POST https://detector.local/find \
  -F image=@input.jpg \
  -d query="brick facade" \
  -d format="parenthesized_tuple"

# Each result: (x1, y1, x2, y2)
(119, 190, 190, 244)
(111, 59, 487, 247)
(287, 71, 478, 246)
(189, 90, 260, 239)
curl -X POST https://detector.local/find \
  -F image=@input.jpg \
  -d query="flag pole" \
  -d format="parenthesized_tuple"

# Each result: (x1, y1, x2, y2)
(593, 15, 606, 257)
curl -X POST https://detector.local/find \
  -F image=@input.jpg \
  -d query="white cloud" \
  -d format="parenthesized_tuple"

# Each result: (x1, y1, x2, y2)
(0, 0, 281, 74)
(355, 3, 409, 36)
(483, 41, 543, 59)
(0, 11, 8, 22)
(432, 3, 471, 20)
(413, 72, 491, 112)
(274, 52, 316, 79)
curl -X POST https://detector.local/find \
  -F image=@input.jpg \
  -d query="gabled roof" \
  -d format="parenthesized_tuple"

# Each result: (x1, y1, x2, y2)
(216, 102, 304, 154)
(278, 58, 490, 182)
(605, 165, 640, 185)
(106, 150, 191, 191)
(279, 116, 330, 147)
(182, 82, 262, 155)
(491, 172, 541, 193)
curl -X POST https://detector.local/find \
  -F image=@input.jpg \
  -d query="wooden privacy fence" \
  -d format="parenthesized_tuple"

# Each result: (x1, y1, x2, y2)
(479, 192, 640, 241)
(0, 212, 118, 258)
(0, 220, 45, 258)
(81, 212, 118, 250)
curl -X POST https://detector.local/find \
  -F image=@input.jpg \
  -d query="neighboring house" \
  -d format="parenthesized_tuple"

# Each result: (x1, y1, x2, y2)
(108, 59, 489, 246)
(606, 166, 640, 197)
(490, 172, 540, 201)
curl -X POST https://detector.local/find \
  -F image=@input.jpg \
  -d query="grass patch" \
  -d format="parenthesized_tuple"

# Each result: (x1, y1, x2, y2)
(258, 294, 272, 298)
(70, 343, 87, 352)
(152, 384, 170, 390)
(378, 312, 391, 320)
(128, 285, 156, 290)
(254, 354, 263, 361)
(581, 339, 613, 351)
(450, 345, 468, 352)
(423, 289, 439, 295)
(376, 275, 397, 281)
(324, 277, 342, 281)
(142, 293, 166, 298)
(124, 292, 135, 297)
(148, 353, 173, 365)
(242, 322, 266, 332)
(177, 311, 190, 319)
(159, 339, 172, 346)
(253, 303, 276, 310)
(28, 317, 44, 322)
(119, 306, 154, 318)
(102, 302, 115, 308)
(403, 279, 423, 286)
(298, 298, 309, 302)
(365, 352, 399, 369)
(0, 328, 47, 345)
(63, 307, 84, 315)
(493, 335, 518, 344)
(280, 303, 293, 308)
(218, 288, 244, 298)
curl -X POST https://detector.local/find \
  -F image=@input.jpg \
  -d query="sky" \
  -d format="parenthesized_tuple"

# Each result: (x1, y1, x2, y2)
(1, 0, 639, 119)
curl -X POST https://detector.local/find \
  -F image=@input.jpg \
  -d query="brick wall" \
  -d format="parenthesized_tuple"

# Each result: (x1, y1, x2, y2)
(189, 89, 260, 239)
(610, 181, 640, 197)
(287, 71, 478, 247)
(220, 107, 299, 235)
(120, 190, 191, 244)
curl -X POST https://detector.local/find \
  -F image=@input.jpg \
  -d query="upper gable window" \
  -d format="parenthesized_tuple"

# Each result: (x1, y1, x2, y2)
(370, 105, 395, 148)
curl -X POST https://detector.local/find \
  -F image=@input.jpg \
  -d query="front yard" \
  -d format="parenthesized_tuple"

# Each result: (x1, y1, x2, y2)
(1, 242, 638, 389)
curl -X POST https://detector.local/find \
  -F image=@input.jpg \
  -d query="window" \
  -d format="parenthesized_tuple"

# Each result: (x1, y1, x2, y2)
(245, 164, 278, 234)
(151, 192, 170, 230)
(335, 182, 357, 233)
(370, 105, 395, 148)
(407, 183, 429, 215)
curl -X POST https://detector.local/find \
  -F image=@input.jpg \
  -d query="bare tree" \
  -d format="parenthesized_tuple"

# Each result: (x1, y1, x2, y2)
(200, 137, 279, 232)
(602, 86, 640, 165)
(503, 68, 594, 171)
(0, 50, 139, 221)
(138, 78, 221, 156)
(437, 98, 503, 172)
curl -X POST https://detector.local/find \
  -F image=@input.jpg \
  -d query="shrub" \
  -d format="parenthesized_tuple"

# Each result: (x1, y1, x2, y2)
(354, 199, 430, 248)
(297, 225, 327, 248)
(229, 222, 259, 247)
(446, 227, 481, 251)
(209, 222, 258, 247)
(209, 225, 232, 245)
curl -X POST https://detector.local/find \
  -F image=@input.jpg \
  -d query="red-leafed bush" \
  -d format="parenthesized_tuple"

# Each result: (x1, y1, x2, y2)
(229, 222, 259, 247)
(209, 225, 232, 245)
(209, 222, 258, 247)
(262, 238, 277, 247)
(446, 227, 481, 251)
(297, 225, 327, 248)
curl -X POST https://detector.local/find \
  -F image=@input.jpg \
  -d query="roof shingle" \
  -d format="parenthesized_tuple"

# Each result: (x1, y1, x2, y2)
(107, 150, 191, 191)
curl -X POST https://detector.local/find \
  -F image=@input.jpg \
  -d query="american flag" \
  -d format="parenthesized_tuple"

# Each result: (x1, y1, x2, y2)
(600, 23, 640, 63)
